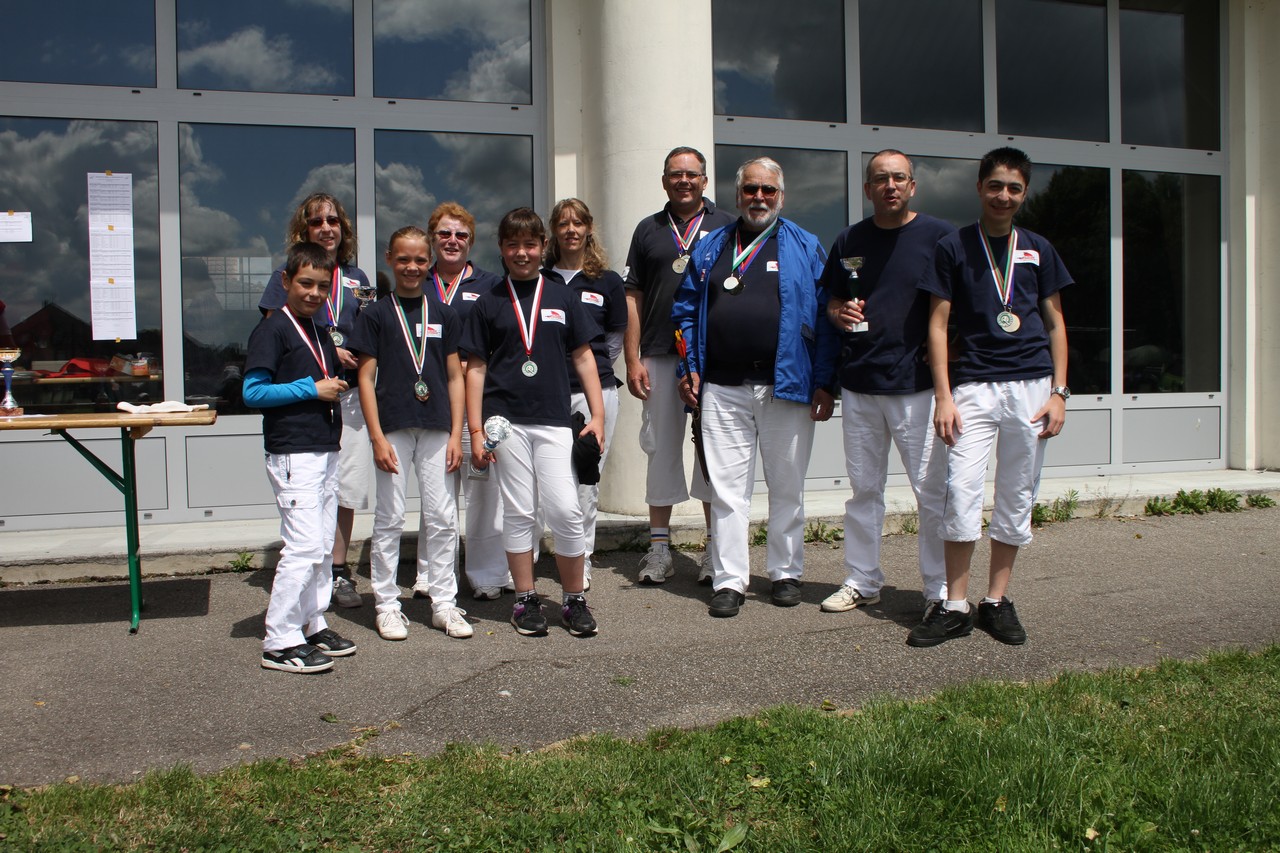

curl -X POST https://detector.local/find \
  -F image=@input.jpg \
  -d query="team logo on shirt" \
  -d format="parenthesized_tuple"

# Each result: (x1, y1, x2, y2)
(581, 292, 604, 306)
(342, 277, 359, 290)
(1014, 250, 1040, 265)
(463, 291, 481, 301)
(425, 323, 442, 338)
(541, 308, 566, 323)
(766, 260, 779, 272)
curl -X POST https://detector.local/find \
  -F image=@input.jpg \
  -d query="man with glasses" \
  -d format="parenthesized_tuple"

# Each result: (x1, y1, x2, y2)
(671, 157, 837, 618)
(623, 147, 734, 585)
(818, 149, 957, 621)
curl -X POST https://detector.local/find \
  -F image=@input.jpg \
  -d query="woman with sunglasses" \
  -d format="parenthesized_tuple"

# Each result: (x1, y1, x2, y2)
(258, 192, 374, 611)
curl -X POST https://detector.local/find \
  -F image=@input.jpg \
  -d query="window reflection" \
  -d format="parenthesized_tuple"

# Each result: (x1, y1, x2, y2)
(1122, 171, 1220, 393)
(714, 146, 848, 248)
(177, 0, 354, 95)
(711, 0, 845, 122)
(1, 2, 155, 87)
(0, 118, 161, 414)
(859, 0, 983, 132)
(863, 154, 978, 228)
(997, 0, 1108, 141)
(373, 0, 532, 104)
(1120, 0, 1220, 150)
(178, 123, 355, 411)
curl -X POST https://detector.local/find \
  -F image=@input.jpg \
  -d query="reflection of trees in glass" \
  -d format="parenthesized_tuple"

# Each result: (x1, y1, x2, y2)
(1017, 166, 1110, 394)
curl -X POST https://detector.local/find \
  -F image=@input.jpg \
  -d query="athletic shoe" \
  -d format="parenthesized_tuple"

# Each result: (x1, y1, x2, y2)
(561, 595, 598, 637)
(331, 574, 362, 608)
(511, 594, 549, 636)
(906, 601, 974, 648)
(637, 547, 674, 584)
(697, 551, 714, 585)
(304, 628, 356, 657)
(771, 578, 803, 607)
(472, 585, 503, 600)
(820, 584, 881, 613)
(261, 644, 333, 674)
(432, 607, 474, 639)
(376, 609, 410, 641)
(977, 597, 1028, 645)
(708, 588, 746, 618)
(412, 582, 432, 599)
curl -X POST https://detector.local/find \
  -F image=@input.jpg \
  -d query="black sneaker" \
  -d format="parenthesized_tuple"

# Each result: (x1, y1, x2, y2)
(511, 593, 549, 636)
(906, 601, 974, 647)
(708, 588, 746, 618)
(261, 644, 333, 673)
(977, 597, 1027, 645)
(305, 628, 357, 657)
(771, 578, 803, 607)
(561, 595, 598, 637)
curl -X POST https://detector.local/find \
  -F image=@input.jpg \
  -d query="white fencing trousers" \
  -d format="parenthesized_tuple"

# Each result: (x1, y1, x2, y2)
(495, 423, 586, 557)
(639, 354, 712, 506)
(700, 382, 814, 594)
(942, 377, 1051, 546)
(335, 386, 371, 510)
(840, 388, 948, 601)
(453, 421, 509, 589)
(570, 385, 619, 558)
(262, 451, 337, 652)
(370, 429, 458, 614)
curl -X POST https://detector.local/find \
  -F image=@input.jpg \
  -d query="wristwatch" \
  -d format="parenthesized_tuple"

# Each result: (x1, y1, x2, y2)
(1051, 385, 1071, 400)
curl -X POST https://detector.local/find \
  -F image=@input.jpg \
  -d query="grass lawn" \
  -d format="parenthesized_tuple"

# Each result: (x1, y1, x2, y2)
(3, 646, 1278, 851)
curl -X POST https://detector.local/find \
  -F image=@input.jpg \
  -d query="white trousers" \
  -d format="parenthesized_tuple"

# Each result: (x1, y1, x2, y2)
(701, 383, 814, 593)
(942, 377, 1050, 546)
(496, 423, 585, 557)
(370, 429, 458, 614)
(639, 354, 712, 506)
(335, 386, 371, 510)
(570, 385, 619, 558)
(263, 451, 337, 652)
(840, 388, 948, 601)
(453, 421, 509, 588)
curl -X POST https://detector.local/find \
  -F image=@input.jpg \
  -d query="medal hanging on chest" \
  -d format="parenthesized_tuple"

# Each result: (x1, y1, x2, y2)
(281, 305, 335, 420)
(506, 275, 544, 379)
(326, 266, 347, 347)
(723, 222, 776, 294)
(668, 210, 705, 275)
(393, 294, 430, 401)
(979, 226, 1020, 335)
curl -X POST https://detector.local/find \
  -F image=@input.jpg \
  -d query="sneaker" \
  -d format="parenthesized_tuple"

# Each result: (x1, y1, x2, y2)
(708, 588, 746, 618)
(331, 575, 362, 609)
(906, 601, 974, 648)
(412, 582, 432, 599)
(261, 644, 333, 674)
(511, 594, 549, 636)
(376, 609, 410, 641)
(771, 578, 803, 607)
(977, 597, 1028, 645)
(820, 584, 881, 613)
(697, 551, 714, 585)
(432, 607, 474, 639)
(472, 585, 503, 600)
(305, 628, 356, 657)
(561, 595, 598, 637)
(637, 547, 674, 584)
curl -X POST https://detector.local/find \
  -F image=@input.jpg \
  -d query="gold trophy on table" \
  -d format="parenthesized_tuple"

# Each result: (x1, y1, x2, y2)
(0, 347, 23, 416)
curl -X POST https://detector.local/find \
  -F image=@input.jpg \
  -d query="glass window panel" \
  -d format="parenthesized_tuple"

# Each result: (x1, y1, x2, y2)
(860, 154, 980, 228)
(714, 146, 848, 248)
(711, 0, 845, 122)
(997, 0, 1108, 141)
(374, 0, 532, 104)
(176, 0, 354, 95)
(1122, 171, 1220, 393)
(859, 0, 983, 132)
(178, 123, 355, 412)
(1, 2, 155, 87)
(1120, 0, 1220, 150)
(0, 117, 161, 414)
(374, 130, 534, 279)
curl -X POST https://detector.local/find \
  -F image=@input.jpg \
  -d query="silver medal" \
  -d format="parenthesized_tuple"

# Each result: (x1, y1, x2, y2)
(522, 359, 538, 377)
(672, 254, 689, 274)
(329, 328, 346, 347)
(722, 275, 740, 292)
(997, 311, 1021, 333)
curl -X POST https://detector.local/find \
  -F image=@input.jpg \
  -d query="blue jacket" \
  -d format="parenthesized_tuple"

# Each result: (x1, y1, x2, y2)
(671, 217, 836, 404)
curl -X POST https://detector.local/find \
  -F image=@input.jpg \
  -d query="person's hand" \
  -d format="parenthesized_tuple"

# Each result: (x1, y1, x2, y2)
(828, 298, 865, 332)
(372, 436, 399, 474)
(444, 436, 463, 473)
(580, 415, 606, 455)
(1033, 393, 1066, 439)
(933, 394, 962, 446)
(470, 429, 493, 470)
(810, 388, 835, 422)
(315, 377, 348, 402)
(335, 346, 358, 370)
(627, 359, 651, 400)
(678, 372, 700, 409)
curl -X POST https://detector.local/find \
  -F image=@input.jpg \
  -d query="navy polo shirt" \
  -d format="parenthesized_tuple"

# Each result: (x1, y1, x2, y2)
(245, 310, 343, 454)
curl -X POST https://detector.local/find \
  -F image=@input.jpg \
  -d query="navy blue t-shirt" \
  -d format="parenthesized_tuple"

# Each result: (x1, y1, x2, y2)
(543, 267, 628, 392)
(460, 276, 600, 428)
(704, 225, 781, 386)
(918, 224, 1072, 384)
(258, 262, 371, 385)
(819, 213, 956, 395)
(348, 293, 459, 434)
(245, 310, 343, 454)
(425, 263, 503, 328)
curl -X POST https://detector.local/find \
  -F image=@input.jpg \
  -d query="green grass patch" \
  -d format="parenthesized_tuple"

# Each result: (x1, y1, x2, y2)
(4, 647, 1280, 850)
(1032, 489, 1079, 527)
(1247, 493, 1276, 509)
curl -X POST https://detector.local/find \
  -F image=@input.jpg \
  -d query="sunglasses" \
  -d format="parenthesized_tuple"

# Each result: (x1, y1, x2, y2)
(741, 184, 779, 198)
(435, 229, 471, 241)
(306, 215, 341, 228)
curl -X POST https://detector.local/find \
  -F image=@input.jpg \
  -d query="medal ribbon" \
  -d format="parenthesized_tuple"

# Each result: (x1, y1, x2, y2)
(978, 226, 1018, 310)
(280, 305, 330, 379)
(506, 275, 544, 359)
(667, 210, 706, 255)
(325, 266, 346, 330)
(730, 221, 778, 277)
(432, 263, 468, 304)
(392, 294, 428, 378)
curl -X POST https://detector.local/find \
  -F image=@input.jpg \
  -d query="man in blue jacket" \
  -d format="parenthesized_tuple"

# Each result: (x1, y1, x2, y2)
(672, 156, 838, 618)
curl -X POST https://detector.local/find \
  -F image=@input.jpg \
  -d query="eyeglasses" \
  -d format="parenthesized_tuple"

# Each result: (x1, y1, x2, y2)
(306, 215, 341, 228)
(435, 229, 471, 241)
(741, 184, 779, 198)
(665, 170, 704, 181)
(870, 173, 913, 187)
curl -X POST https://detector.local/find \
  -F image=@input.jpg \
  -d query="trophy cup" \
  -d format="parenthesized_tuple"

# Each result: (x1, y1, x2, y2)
(0, 347, 24, 416)
(354, 280, 377, 308)
(467, 415, 513, 480)
(838, 257, 869, 333)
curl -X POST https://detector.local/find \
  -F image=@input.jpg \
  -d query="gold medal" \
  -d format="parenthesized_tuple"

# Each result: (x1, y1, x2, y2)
(997, 311, 1021, 333)
(672, 254, 689, 274)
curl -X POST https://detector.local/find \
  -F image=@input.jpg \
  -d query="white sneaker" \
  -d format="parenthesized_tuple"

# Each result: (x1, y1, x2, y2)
(412, 581, 432, 600)
(637, 547, 674, 584)
(697, 551, 714, 585)
(432, 607, 474, 639)
(376, 609, 410, 640)
(820, 584, 881, 613)
(472, 585, 503, 600)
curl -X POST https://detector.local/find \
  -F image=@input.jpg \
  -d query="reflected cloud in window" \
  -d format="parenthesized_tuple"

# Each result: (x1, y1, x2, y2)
(715, 146, 847, 247)
(1120, 1, 1219, 150)
(1, 2, 155, 87)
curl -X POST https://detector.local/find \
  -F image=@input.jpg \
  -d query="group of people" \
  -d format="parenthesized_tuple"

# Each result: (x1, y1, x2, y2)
(249, 142, 1071, 675)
